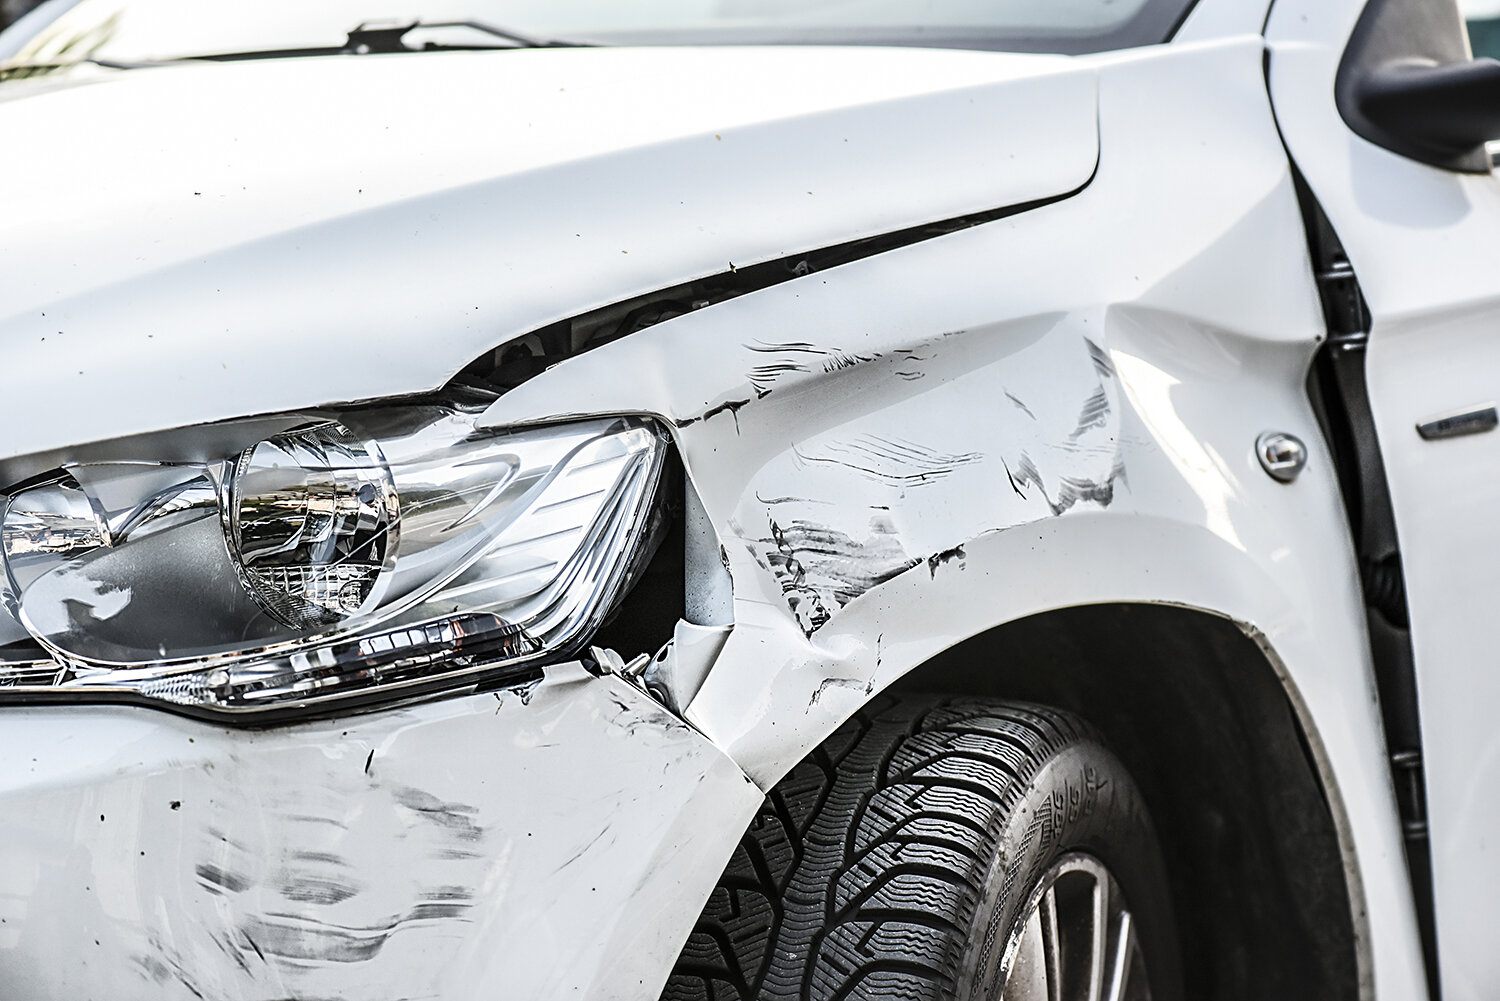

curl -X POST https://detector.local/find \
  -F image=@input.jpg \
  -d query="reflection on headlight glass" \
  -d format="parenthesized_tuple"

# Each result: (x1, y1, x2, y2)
(0, 407, 667, 716)
(228, 422, 399, 629)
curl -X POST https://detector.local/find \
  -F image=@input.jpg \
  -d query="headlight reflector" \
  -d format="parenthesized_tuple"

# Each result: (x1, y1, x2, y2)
(226, 421, 399, 629)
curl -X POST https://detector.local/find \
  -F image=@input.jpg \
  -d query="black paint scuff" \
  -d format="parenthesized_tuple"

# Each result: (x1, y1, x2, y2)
(758, 509, 920, 636)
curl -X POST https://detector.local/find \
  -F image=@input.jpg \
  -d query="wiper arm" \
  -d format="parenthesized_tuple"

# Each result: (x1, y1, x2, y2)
(176, 20, 596, 63)
(344, 19, 593, 54)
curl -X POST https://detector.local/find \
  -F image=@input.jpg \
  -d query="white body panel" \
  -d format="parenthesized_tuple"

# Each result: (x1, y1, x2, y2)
(483, 36, 1425, 999)
(0, 11, 1454, 1000)
(1269, 2, 1500, 997)
(0, 666, 761, 999)
(0, 46, 1094, 465)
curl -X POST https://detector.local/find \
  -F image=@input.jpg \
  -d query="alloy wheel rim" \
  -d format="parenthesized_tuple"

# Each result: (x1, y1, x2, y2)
(995, 852, 1150, 1001)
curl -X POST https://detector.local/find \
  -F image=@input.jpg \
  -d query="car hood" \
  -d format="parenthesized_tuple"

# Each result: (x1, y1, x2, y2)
(0, 46, 1097, 463)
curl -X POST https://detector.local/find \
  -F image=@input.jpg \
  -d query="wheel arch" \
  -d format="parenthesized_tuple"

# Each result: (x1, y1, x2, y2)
(891, 601, 1361, 1000)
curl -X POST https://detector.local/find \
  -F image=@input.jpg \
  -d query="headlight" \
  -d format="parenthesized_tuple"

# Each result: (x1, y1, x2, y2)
(0, 404, 668, 718)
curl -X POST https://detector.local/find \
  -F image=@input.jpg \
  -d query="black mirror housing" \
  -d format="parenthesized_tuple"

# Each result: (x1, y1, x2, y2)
(1336, 0, 1497, 173)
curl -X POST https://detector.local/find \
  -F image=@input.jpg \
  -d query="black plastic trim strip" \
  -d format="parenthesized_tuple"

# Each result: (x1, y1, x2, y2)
(457, 168, 1097, 393)
(0, 662, 544, 728)
(1292, 172, 1442, 1001)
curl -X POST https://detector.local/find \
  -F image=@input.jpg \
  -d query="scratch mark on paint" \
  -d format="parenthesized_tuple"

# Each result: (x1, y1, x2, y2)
(239, 916, 393, 964)
(1053, 459, 1129, 513)
(891, 346, 933, 381)
(205, 827, 251, 851)
(276, 857, 363, 906)
(793, 435, 981, 488)
(755, 491, 833, 507)
(759, 509, 919, 636)
(746, 340, 818, 396)
(277, 881, 361, 906)
(195, 863, 252, 894)
(607, 695, 691, 737)
(389, 786, 484, 842)
(1006, 451, 1124, 516)
(553, 826, 612, 874)
(1004, 389, 1037, 420)
(676, 397, 750, 432)
(282, 814, 347, 829)
(1086, 339, 1115, 378)
(238, 885, 483, 965)
(1001, 457, 1027, 500)
(746, 340, 879, 396)
(432, 844, 484, 862)
(137, 941, 208, 999)
(808, 676, 872, 709)
(1068, 388, 1111, 441)
(821, 349, 880, 373)
(409, 884, 475, 920)
(927, 545, 966, 577)
(1007, 452, 1051, 511)
(207, 928, 253, 975)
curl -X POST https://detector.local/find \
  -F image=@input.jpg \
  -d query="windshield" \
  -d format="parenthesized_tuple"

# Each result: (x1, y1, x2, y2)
(1, 0, 1199, 72)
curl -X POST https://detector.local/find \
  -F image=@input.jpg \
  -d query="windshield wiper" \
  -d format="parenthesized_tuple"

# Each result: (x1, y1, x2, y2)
(184, 20, 594, 63)
(345, 20, 590, 53)
(0, 19, 595, 77)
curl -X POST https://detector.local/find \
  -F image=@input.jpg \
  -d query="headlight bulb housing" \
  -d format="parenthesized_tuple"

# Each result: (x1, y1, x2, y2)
(224, 422, 399, 629)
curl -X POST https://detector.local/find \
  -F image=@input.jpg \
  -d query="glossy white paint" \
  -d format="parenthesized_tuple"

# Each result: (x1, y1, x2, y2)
(0, 664, 761, 999)
(481, 34, 1425, 1000)
(0, 45, 1095, 468)
(0, 8, 1465, 1001)
(1269, 2, 1500, 998)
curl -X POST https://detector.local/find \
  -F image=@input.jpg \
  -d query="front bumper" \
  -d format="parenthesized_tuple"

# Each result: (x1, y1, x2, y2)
(0, 663, 759, 999)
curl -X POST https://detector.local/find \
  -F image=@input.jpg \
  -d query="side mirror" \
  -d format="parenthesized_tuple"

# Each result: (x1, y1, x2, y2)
(1354, 58, 1500, 170)
(1336, 0, 1497, 174)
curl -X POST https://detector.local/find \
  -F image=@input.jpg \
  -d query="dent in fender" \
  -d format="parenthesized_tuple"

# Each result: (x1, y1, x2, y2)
(732, 329, 1123, 637)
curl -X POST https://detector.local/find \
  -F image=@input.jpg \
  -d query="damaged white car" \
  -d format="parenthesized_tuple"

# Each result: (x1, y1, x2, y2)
(1, 0, 1499, 998)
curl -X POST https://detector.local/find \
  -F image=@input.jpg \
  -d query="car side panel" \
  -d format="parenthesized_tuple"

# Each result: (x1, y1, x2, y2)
(481, 36, 1427, 1001)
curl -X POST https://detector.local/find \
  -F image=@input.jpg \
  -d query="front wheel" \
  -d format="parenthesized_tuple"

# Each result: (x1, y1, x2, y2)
(663, 695, 1180, 1001)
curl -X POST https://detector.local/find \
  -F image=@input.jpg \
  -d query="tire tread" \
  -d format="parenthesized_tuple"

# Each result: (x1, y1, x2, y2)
(662, 696, 1093, 1001)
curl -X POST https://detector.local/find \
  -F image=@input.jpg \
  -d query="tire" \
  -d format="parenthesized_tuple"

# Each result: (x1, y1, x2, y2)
(662, 694, 1180, 1001)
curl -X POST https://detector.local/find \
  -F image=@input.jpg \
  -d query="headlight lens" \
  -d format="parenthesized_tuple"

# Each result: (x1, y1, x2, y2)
(0, 406, 667, 717)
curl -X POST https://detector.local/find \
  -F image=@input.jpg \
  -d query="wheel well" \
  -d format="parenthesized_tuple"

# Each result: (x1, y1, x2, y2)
(890, 602, 1359, 1001)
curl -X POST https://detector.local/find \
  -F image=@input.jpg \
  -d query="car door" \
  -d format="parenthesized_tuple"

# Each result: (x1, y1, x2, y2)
(1268, 0, 1500, 998)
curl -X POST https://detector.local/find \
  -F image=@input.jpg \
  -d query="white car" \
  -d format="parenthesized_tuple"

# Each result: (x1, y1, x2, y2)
(0, 0, 1497, 998)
